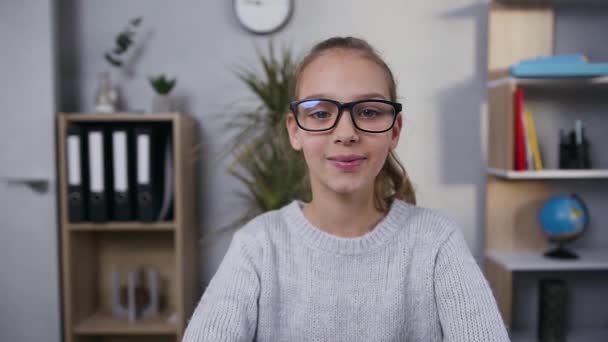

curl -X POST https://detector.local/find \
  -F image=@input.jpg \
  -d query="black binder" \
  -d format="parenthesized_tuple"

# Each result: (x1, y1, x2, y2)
(66, 125, 88, 222)
(134, 125, 164, 222)
(111, 126, 135, 221)
(87, 125, 112, 222)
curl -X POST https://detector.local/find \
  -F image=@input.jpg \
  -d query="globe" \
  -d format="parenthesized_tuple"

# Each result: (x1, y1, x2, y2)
(538, 194, 589, 259)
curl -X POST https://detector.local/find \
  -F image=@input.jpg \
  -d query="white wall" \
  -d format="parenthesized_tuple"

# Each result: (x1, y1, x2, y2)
(56, 0, 608, 287)
(0, 1, 60, 341)
(57, 0, 492, 282)
(1, 1, 606, 340)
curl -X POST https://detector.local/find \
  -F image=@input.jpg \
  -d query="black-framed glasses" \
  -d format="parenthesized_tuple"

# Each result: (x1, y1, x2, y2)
(289, 98, 402, 133)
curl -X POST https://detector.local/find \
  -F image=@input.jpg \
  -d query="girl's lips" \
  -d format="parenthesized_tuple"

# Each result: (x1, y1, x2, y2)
(327, 155, 366, 162)
(327, 155, 366, 172)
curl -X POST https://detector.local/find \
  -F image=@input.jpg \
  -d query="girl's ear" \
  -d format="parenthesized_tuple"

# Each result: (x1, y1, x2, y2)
(390, 113, 403, 150)
(286, 113, 303, 151)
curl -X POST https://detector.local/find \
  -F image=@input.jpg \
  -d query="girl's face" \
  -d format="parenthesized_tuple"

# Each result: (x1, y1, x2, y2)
(286, 50, 402, 199)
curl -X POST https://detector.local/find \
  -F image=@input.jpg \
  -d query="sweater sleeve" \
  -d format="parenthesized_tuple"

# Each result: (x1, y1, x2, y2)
(433, 228, 510, 342)
(182, 231, 260, 342)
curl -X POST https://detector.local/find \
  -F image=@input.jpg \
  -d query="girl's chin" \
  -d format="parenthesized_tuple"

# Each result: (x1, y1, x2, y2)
(324, 180, 369, 196)
(309, 168, 376, 196)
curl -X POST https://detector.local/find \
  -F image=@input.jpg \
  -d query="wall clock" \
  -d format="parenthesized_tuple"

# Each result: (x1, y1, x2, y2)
(234, 0, 294, 34)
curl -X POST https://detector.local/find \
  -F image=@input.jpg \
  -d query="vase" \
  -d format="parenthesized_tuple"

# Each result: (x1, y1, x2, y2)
(152, 94, 172, 113)
(94, 71, 118, 113)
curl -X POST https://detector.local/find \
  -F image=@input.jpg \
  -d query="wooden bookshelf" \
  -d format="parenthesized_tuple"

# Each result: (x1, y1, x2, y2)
(484, 0, 608, 335)
(57, 112, 199, 342)
(487, 1, 553, 74)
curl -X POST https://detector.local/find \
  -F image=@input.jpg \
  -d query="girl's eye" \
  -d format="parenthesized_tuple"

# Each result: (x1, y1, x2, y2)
(358, 109, 380, 119)
(309, 111, 331, 119)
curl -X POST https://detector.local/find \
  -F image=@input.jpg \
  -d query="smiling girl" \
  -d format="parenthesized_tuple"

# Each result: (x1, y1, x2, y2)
(183, 37, 509, 341)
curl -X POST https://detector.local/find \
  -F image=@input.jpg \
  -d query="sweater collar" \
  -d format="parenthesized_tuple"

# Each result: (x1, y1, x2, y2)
(281, 199, 411, 256)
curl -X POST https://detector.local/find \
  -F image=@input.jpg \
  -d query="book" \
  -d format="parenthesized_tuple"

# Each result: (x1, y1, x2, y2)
(521, 107, 533, 170)
(525, 110, 544, 170)
(514, 88, 527, 171)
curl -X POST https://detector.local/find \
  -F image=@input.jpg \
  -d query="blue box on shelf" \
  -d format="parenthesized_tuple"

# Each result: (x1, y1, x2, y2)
(511, 54, 608, 78)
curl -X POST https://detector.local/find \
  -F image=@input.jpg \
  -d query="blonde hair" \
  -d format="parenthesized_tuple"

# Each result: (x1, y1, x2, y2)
(290, 36, 416, 210)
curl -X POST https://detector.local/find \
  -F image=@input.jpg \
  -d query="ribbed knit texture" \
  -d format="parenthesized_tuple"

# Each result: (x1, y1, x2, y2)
(182, 200, 510, 341)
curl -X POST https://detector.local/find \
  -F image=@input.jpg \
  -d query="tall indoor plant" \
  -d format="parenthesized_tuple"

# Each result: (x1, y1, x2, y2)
(226, 43, 310, 228)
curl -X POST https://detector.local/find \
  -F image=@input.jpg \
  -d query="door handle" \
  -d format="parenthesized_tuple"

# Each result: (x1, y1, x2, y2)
(2, 177, 50, 193)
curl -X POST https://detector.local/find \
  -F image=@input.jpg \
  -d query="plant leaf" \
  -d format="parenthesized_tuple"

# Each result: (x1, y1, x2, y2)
(105, 53, 122, 67)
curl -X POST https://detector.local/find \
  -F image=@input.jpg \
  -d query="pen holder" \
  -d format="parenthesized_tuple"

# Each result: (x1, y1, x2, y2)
(558, 139, 571, 169)
(558, 131, 592, 169)
(574, 141, 591, 169)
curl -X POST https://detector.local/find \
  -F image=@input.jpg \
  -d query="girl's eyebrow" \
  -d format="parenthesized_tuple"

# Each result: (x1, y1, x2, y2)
(352, 93, 388, 100)
(299, 93, 331, 100)
(300, 93, 388, 101)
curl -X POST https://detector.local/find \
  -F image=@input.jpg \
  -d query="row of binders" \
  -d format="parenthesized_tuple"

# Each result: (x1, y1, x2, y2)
(513, 87, 544, 171)
(66, 123, 174, 222)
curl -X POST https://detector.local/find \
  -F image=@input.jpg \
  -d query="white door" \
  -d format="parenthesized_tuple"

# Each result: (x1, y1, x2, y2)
(0, 1, 61, 341)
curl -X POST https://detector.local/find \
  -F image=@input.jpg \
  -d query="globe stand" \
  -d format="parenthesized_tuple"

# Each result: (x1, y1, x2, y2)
(544, 242, 578, 259)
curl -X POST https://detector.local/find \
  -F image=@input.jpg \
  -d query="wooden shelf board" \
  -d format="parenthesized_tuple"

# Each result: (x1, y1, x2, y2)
(487, 248, 608, 272)
(73, 311, 177, 335)
(487, 168, 608, 179)
(60, 112, 179, 122)
(68, 221, 176, 232)
(511, 329, 608, 342)
(495, 0, 608, 6)
(488, 75, 608, 88)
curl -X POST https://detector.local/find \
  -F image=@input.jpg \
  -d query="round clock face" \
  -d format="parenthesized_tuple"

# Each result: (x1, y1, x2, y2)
(234, 0, 293, 34)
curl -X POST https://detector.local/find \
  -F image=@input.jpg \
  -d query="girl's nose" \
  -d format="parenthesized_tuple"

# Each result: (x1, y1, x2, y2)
(333, 110, 359, 144)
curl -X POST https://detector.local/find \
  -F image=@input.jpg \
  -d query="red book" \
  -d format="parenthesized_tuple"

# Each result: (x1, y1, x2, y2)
(514, 88, 527, 171)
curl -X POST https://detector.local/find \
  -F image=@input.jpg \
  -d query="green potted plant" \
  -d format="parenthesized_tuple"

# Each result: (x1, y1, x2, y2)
(224, 43, 310, 230)
(95, 17, 143, 113)
(149, 74, 177, 112)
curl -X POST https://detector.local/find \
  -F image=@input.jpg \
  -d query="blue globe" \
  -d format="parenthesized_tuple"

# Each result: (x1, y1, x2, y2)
(538, 194, 588, 242)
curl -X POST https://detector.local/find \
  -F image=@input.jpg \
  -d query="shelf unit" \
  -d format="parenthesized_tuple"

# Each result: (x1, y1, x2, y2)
(57, 112, 199, 342)
(484, 0, 608, 338)
(487, 76, 608, 89)
(69, 222, 177, 232)
(73, 311, 176, 336)
(487, 168, 608, 179)
(487, 249, 608, 272)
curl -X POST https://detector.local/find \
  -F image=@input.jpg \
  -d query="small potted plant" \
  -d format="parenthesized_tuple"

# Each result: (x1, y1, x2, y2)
(149, 74, 177, 112)
(95, 17, 143, 113)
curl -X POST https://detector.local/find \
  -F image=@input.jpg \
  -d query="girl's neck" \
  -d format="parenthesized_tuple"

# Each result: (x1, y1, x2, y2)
(303, 188, 386, 238)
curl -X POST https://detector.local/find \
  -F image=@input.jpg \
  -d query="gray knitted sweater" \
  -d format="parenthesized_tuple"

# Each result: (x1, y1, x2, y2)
(183, 200, 510, 341)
